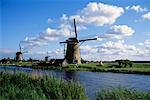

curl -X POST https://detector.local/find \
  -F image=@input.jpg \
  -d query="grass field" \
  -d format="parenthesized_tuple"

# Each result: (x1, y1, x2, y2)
(63, 62, 150, 74)
(0, 72, 86, 100)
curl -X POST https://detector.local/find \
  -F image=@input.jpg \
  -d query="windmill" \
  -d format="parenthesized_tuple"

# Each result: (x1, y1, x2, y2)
(16, 43, 28, 61)
(16, 43, 23, 61)
(45, 52, 50, 62)
(60, 19, 97, 64)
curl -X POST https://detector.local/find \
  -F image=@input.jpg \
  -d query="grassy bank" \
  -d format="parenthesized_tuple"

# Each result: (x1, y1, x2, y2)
(61, 63, 150, 75)
(96, 87, 150, 100)
(0, 72, 86, 100)
(1, 62, 150, 75)
(0, 72, 150, 100)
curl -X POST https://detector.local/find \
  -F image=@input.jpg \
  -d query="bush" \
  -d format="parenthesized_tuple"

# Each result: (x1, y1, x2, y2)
(115, 60, 133, 68)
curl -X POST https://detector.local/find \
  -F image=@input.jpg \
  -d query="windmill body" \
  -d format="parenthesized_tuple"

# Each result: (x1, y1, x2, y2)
(16, 43, 25, 61)
(45, 56, 50, 62)
(60, 19, 97, 65)
(16, 52, 23, 61)
(65, 38, 81, 64)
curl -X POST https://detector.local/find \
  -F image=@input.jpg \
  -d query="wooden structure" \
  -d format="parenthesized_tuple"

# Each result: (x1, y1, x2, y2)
(60, 19, 97, 64)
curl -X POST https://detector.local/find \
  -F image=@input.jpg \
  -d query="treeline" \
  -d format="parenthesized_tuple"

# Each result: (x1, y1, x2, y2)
(132, 61, 150, 63)
(0, 57, 40, 64)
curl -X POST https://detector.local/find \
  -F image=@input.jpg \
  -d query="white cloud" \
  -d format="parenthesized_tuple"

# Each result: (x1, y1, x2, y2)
(142, 12, 150, 20)
(21, 27, 70, 51)
(0, 49, 15, 54)
(126, 5, 147, 13)
(61, 2, 124, 26)
(79, 40, 150, 61)
(47, 18, 53, 23)
(26, 48, 64, 59)
(80, 45, 98, 54)
(99, 25, 135, 39)
(138, 40, 150, 56)
(138, 39, 150, 47)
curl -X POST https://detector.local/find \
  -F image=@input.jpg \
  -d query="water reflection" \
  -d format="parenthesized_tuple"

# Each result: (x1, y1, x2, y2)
(63, 71, 78, 80)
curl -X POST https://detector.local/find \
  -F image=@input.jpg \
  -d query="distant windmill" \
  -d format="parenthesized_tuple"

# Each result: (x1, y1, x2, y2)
(16, 43, 23, 61)
(16, 43, 28, 61)
(45, 52, 50, 62)
(60, 19, 97, 64)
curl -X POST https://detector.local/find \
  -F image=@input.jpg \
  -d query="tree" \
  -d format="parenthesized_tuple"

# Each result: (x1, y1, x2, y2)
(115, 59, 133, 68)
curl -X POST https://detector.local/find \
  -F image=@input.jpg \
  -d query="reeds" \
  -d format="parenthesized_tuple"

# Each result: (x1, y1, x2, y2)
(96, 87, 150, 100)
(0, 72, 86, 100)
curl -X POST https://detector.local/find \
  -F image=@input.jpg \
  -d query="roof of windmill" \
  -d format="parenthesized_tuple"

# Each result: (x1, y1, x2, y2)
(67, 38, 78, 41)
(16, 52, 22, 55)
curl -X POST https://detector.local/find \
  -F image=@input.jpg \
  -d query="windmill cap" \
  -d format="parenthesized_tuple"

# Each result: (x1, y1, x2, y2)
(67, 38, 78, 42)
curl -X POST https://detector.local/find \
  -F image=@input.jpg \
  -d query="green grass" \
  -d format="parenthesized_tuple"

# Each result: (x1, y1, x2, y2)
(0, 72, 86, 100)
(96, 87, 150, 100)
(61, 63, 150, 74)
(0, 61, 32, 67)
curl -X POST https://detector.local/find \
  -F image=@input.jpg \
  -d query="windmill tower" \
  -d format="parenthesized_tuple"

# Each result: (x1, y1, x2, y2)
(60, 19, 97, 64)
(45, 52, 50, 62)
(16, 44, 23, 61)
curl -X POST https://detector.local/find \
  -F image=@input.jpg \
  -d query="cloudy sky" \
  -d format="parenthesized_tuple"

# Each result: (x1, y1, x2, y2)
(1, 0, 150, 61)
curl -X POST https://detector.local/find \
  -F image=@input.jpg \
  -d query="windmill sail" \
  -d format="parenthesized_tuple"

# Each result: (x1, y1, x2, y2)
(74, 19, 77, 38)
(19, 43, 22, 52)
(79, 38, 97, 42)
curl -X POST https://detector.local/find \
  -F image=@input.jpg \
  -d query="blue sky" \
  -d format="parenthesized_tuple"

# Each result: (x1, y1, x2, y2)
(1, 0, 150, 61)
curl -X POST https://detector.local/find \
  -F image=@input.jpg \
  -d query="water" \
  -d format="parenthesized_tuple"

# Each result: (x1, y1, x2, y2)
(1, 66, 150, 99)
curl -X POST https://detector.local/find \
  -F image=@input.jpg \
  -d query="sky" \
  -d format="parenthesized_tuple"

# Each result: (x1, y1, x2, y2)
(0, 0, 150, 61)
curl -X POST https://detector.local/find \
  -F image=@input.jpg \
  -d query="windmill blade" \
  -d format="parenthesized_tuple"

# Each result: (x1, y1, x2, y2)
(19, 43, 22, 52)
(22, 51, 28, 53)
(79, 38, 97, 42)
(74, 19, 77, 38)
(60, 41, 67, 44)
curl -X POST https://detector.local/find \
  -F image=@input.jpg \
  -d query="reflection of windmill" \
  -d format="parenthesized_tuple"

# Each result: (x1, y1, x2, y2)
(60, 19, 97, 64)
(16, 44, 23, 61)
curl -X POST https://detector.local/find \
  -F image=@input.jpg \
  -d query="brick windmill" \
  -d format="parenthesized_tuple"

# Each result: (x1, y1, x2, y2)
(60, 19, 97, 64)
(16, 43, 23, 61)
(15, 43, 28, 61)
(45, 52, 50, 62)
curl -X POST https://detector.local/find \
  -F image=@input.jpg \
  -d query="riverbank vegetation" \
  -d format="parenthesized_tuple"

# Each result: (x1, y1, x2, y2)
(0, 72, 86, 100)
(1, 72, 150, 100)
(96, 87, 150, 100)
(62, 62, 150, 74)
(0, 60, 150, 74)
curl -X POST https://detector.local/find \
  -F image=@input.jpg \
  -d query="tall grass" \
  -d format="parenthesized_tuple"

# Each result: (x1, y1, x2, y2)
(0, 72, 86, 100)
(96, 87, 150, 100)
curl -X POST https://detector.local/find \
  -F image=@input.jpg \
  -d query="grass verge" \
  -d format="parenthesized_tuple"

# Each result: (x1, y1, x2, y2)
(1, 62, 150, 75)
(0, 72, 86, 100)
(96, 87, 150, 100)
